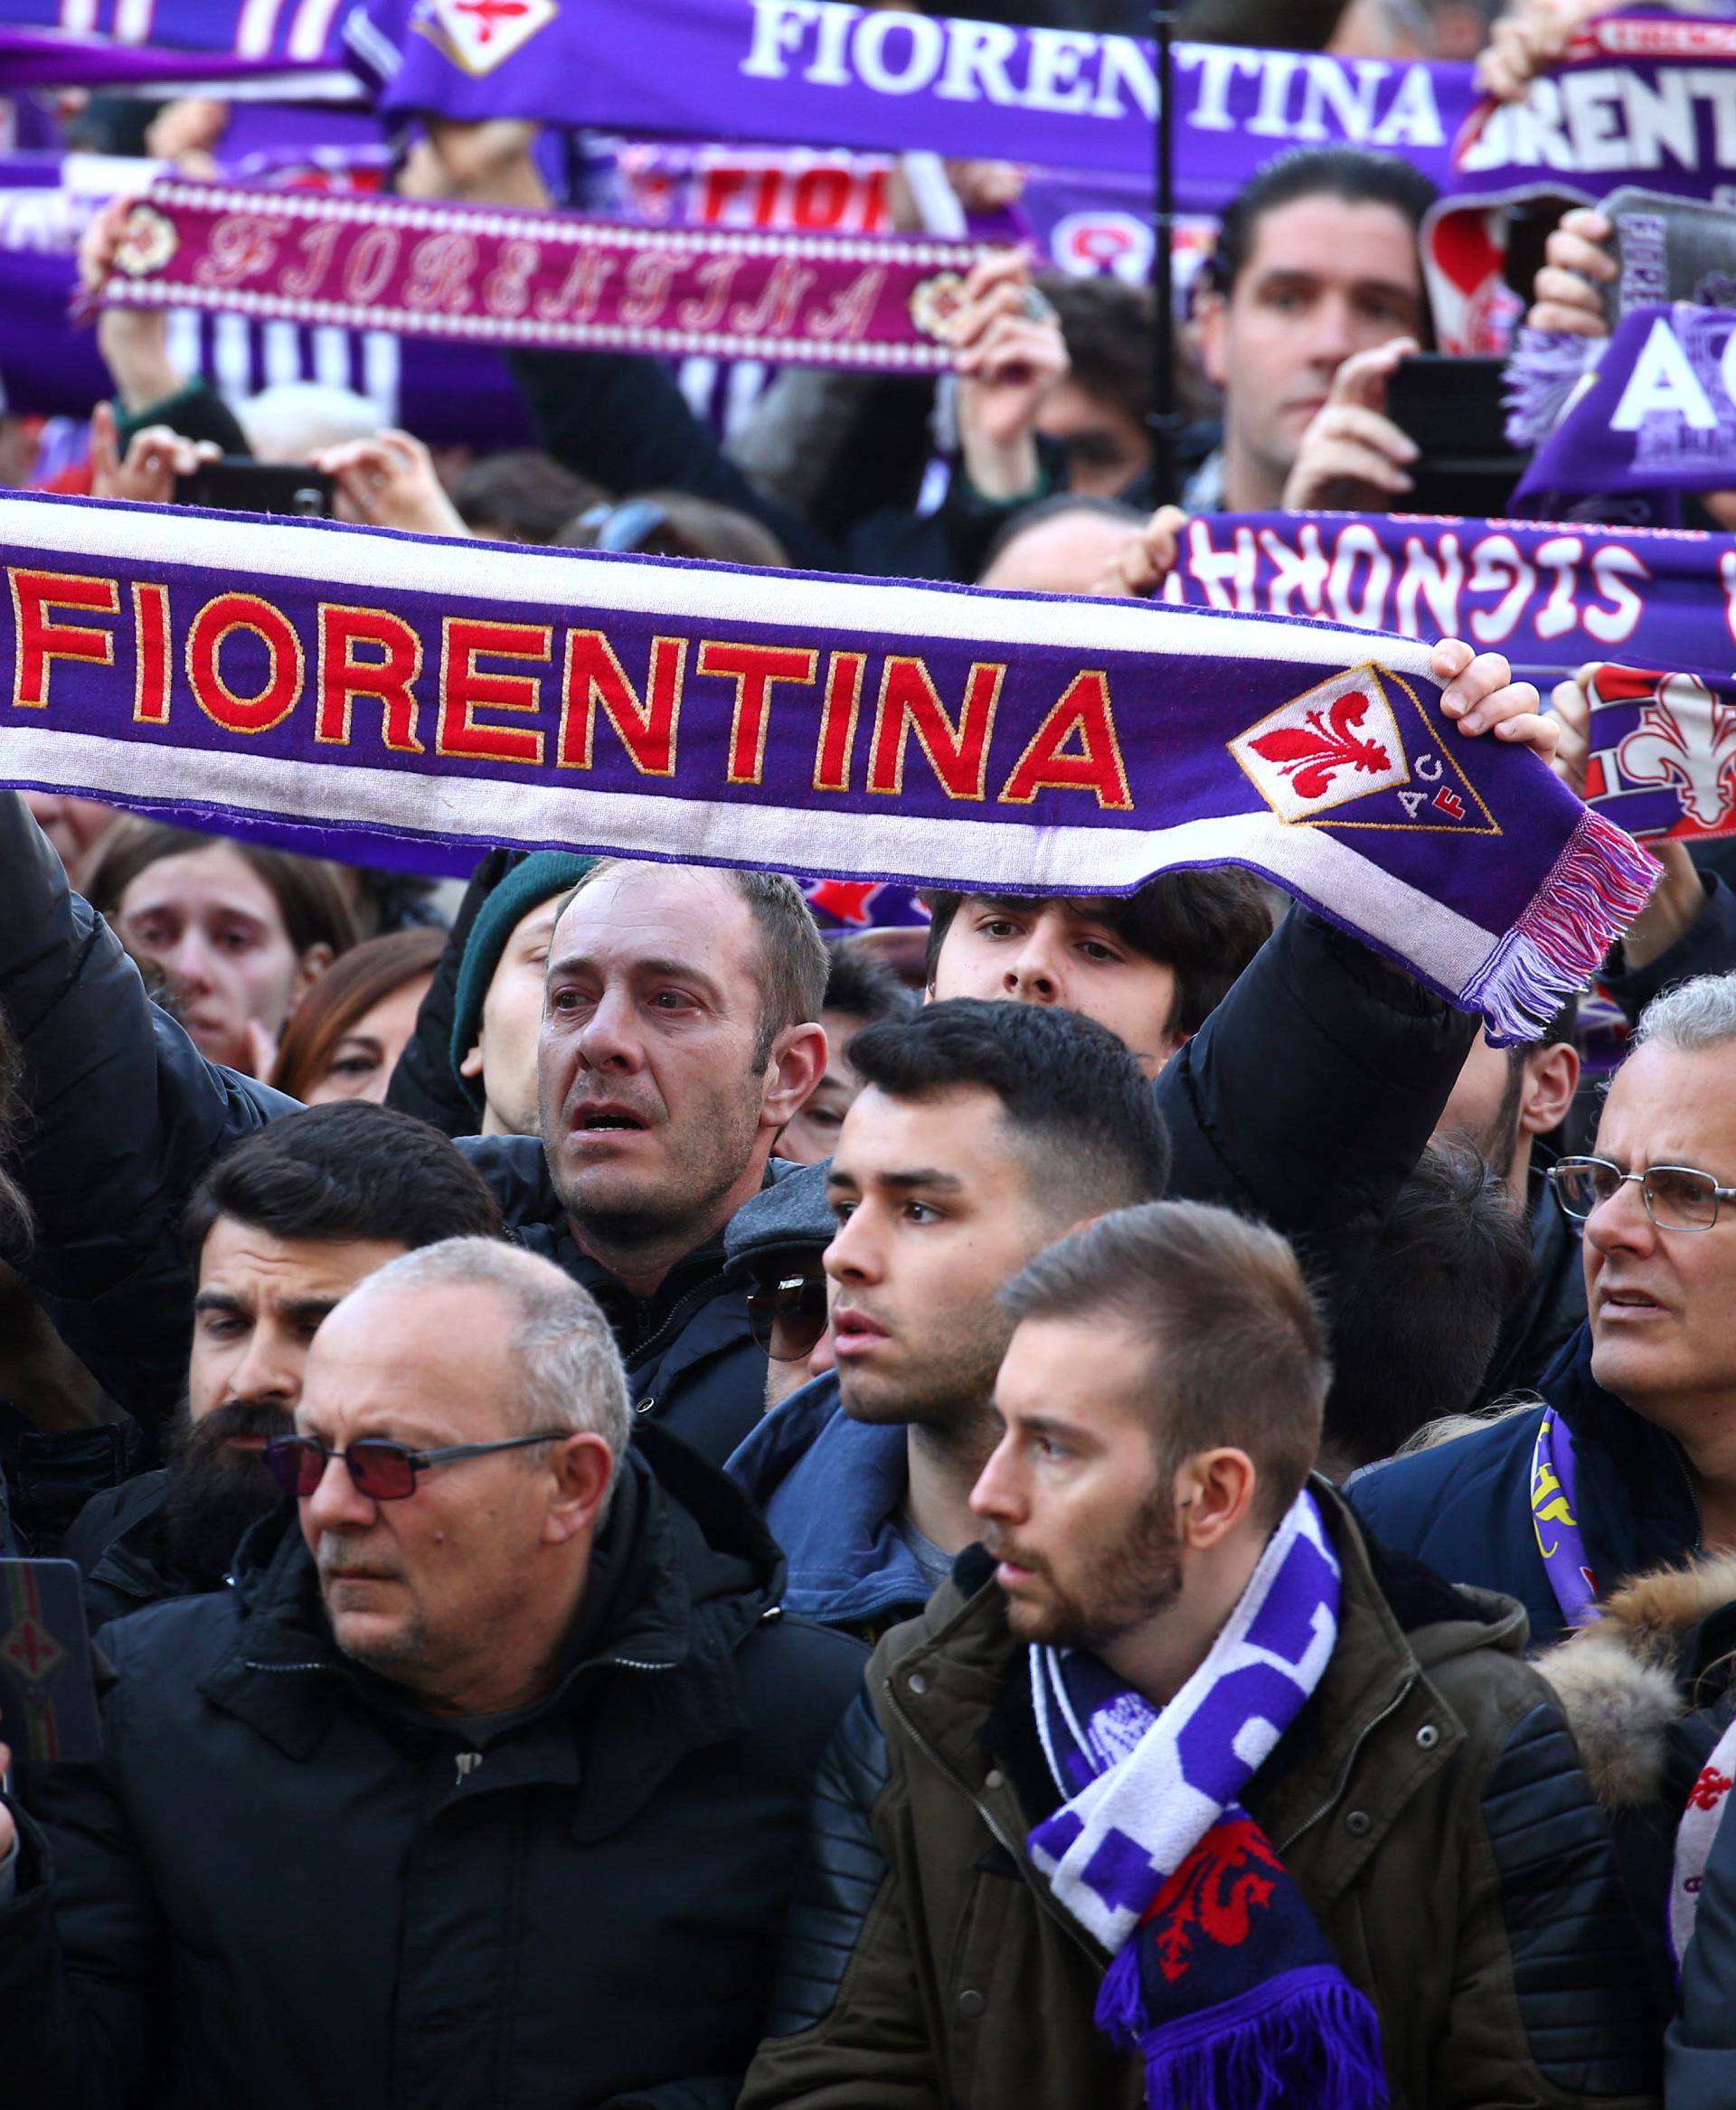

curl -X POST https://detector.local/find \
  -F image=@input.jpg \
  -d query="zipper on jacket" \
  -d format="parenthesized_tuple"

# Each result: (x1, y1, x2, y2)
(883, 1675, 1102, 1969)
(1274, 1671, 1417, 1857)
(626, 1266, 734, 1373)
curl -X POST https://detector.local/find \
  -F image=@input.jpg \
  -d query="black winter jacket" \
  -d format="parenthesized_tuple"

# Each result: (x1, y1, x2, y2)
(0, 1428, 866, 2110)
(60, 1469, 187, 1630)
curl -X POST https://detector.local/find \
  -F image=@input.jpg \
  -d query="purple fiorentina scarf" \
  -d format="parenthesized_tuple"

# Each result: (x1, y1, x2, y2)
(1426, 17, 1736, 353)
(356, 0, 1472, 215)
(1027, 1492, 1386, 2110)
(1512, 305, 1736, 509)
(1161, 511, 1736, 691)
(96, 180, 989, 374)
(0, 488, 1658, 1041)
(1529, 1408, 1599, 1631)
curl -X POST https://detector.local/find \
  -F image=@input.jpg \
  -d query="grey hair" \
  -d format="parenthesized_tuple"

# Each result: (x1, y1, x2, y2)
(354, 1237, 630, 1498)
(1633, 972, 1736, 1057)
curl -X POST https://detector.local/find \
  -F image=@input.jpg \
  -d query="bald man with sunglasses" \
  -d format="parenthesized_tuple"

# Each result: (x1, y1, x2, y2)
(0, 1239, 864, 2110)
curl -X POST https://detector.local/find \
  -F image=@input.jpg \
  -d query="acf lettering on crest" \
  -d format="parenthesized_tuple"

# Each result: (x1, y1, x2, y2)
(3, 565, 1136, 813)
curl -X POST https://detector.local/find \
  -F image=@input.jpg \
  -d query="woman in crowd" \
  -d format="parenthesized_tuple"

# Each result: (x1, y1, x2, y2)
(85, 821, 360, 1078)
(269, 927, 445, 1106)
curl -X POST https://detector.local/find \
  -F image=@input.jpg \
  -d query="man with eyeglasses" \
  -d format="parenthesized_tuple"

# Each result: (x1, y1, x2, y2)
(1351, 971, 1736, 1651)
(0, 1238, 864, 2110)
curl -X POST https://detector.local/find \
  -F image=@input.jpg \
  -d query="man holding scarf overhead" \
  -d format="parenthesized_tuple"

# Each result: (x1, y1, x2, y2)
(741, 1201, 1661, 2110)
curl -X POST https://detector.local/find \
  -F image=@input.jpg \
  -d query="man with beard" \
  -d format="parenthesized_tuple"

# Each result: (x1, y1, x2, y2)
(740, 1204, 1659, 2110)
(0, 789, 827, 1468)
(61, 1100, 501, 1625)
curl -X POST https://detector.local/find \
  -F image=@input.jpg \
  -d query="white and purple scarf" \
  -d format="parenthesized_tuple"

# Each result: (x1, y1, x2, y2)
(0, 488, 1657, 1043)
(1027, 1492, 1385, 2110)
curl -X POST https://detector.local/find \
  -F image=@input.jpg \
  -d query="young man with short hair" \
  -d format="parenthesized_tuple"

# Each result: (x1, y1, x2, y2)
(731, 1000, 1170, 1638)
(921, 868, 1273, 1076)
(741, 1203, 1660, 2110)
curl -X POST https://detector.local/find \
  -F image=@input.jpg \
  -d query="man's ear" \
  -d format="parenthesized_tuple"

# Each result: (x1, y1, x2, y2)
(542, 1433, 616, 1545)
(1194, 287, 1229, 391)
(1175, 1447, 1257, 1551)
(458, 1040, 486, 1081)
(1520, 1041, 1580, 1138)
(760, 1022, 828, 1130)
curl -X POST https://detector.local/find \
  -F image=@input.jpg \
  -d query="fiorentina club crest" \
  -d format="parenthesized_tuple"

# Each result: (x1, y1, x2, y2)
(1230, 664, 1496, 835)
(418, 0, 558, 76)
(1584, 664, 1736, 840)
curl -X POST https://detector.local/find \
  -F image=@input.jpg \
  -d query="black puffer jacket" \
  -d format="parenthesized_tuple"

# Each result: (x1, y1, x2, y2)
(0, 1427, 866, 2110)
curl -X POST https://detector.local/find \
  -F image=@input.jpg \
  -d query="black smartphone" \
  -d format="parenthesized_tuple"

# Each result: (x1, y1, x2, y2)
(0, 1558, 102, 1763)
(174, 457, 335, 518)
(1384, 355, 1528, 516)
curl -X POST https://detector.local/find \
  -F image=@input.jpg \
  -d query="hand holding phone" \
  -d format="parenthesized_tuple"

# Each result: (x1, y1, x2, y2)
(173, 456, 335, 518)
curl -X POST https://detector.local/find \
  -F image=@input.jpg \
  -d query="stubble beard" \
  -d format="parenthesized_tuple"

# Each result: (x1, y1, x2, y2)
(1000, 1483, 1184, 1653)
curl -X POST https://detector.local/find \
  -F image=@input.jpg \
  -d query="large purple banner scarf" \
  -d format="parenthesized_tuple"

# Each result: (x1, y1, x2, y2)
(1164, 511, 1736, 687)
(99, 181, 989, 374)
(0, 489, 1653, 1041)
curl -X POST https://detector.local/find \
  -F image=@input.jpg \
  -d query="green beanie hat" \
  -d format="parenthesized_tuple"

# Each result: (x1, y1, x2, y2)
(450, 852, 595, 1114)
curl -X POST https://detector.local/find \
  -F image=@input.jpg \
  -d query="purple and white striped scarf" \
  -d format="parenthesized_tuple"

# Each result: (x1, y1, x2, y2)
(1028, 1491, 1385, 2110)
(0, 489, 1657, 1042)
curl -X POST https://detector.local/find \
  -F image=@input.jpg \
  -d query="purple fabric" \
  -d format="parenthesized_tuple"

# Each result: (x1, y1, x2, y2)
(1449, 18, 1736, 214)
(0, 27, 350, 93)
(100, 181, 988, 375)
(1516, 304, 1736, 506)
(361, 0, 1474, 214)
(1529, 1406, 1599, 1629)
(0, 1, 350, 61)
(1163, 511, 1736, 688)
(0, 489, 1657, 1041)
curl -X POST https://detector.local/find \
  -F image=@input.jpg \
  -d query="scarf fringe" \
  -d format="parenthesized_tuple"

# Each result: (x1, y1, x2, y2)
(1464, 805, 1659, 1045)
(1504, 327, 1601, 448)
(1105, 1964, 1390, 2110)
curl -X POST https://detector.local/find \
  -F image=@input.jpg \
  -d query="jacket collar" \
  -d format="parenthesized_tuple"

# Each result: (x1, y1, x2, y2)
(1543, 1323, 1703, 1584)
(198, 1436, 778, 1834)
(726, 1374, 929, 1626)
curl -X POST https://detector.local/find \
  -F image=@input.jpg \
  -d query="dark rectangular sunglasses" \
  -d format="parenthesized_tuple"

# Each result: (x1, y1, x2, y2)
(264, 1431, 565, 1502)
(745, 1271, 829, 1363)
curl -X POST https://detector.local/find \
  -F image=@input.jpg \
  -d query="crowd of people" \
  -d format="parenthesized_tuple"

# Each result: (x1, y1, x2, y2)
(1, 0, 1736, 2103)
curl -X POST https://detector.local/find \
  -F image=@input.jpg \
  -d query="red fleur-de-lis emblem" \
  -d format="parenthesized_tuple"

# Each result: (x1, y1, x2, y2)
(1247, 690, 1394, 802)
(1143, 1817, 1286, 1983)
(1689, 1767, 1733, 1812)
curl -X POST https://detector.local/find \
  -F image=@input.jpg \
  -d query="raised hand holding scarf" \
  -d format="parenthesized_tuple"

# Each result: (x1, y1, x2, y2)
(1027, 1490, 1386, 2110)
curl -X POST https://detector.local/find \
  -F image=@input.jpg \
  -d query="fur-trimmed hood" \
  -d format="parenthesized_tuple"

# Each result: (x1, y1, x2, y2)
(1536, 1556, 1736, 1809)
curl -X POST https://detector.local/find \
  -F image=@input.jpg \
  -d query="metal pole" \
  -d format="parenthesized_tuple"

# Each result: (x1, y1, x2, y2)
(1148, 4, 1184, 506)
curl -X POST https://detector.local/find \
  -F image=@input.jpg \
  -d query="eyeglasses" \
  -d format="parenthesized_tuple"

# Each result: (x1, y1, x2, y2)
(745, 1270, 830, 1363)
(263, 1431, 569, 1502)
(1549, 1154, 1736, 1234)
